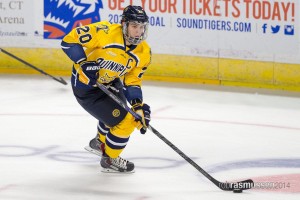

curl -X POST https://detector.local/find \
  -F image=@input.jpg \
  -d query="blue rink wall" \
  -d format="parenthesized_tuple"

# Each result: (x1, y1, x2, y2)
(0, 47, 300, 92)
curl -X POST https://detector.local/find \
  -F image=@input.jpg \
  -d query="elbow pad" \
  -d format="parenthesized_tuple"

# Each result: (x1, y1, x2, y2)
(61, 41, 86, 63)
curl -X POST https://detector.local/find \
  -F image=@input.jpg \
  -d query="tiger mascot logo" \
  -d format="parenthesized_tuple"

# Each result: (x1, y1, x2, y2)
(44, 0, 103, 39)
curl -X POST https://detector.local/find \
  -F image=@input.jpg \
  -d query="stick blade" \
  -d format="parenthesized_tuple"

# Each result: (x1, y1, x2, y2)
(57, 77, 68, 85)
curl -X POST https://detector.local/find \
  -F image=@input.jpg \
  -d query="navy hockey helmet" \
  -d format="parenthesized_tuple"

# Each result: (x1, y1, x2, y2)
(121, 5, 149, 45)
(121, 5, 149, 23)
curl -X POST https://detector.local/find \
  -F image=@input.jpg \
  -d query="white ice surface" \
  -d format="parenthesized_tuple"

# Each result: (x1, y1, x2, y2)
(0, 75, 299, 200)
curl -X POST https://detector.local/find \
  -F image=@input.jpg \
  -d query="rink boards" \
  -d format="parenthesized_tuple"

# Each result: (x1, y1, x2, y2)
(0, 47, 300, 92)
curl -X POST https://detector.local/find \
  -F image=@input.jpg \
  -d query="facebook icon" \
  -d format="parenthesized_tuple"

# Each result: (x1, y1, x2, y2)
(262, 24, 267, 33)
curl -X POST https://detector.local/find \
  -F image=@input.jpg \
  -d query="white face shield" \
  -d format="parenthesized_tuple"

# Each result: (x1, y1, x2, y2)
(122, 21, 149, 45)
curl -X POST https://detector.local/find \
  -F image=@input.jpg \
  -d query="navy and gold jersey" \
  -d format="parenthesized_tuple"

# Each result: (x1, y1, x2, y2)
(61, 21, 151, 102)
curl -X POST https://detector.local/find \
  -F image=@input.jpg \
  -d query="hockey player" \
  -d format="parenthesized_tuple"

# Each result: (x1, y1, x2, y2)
(61, 5, 151, 173)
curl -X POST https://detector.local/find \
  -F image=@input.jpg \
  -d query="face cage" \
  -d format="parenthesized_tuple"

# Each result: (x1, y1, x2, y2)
(122, 21, 149, 45)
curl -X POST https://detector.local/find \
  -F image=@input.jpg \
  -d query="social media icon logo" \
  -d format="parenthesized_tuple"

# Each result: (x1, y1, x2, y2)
(262, 24, 267, 33)
(271, 25, 280, 34)
(284, 25, 294, 35)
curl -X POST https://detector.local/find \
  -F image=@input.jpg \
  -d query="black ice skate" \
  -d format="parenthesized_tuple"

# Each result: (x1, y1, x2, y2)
(84, 138, 105, 156)
(100, 153, 135, 173)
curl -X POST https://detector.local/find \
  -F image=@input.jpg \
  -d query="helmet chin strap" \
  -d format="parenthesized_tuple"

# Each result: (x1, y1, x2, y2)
(125, 38, 133, 46)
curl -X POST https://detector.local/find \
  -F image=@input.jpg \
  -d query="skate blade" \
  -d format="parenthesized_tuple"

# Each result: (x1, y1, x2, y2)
(101, 167, 135, 174)
(84, 146, 102, 157)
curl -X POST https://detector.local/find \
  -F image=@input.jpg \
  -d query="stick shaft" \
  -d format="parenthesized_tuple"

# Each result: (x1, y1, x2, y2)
(96, 83, 255, 191)
(0, 48, 67, 85)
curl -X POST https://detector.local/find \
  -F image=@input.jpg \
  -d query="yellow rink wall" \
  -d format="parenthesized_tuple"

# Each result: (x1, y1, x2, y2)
(1, 47, 300, 92)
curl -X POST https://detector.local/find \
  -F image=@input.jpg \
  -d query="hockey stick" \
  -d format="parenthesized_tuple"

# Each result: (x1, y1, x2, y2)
(96, 82, 254, 191)
(0, 48, 67, 85)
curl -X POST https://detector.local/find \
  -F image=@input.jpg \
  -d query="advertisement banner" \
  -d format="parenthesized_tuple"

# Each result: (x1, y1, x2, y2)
(100, 0, 299, 61)
(0, 0, 36, 46)
(102, 0, 298, 55)
(0, 0, 299, 63)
